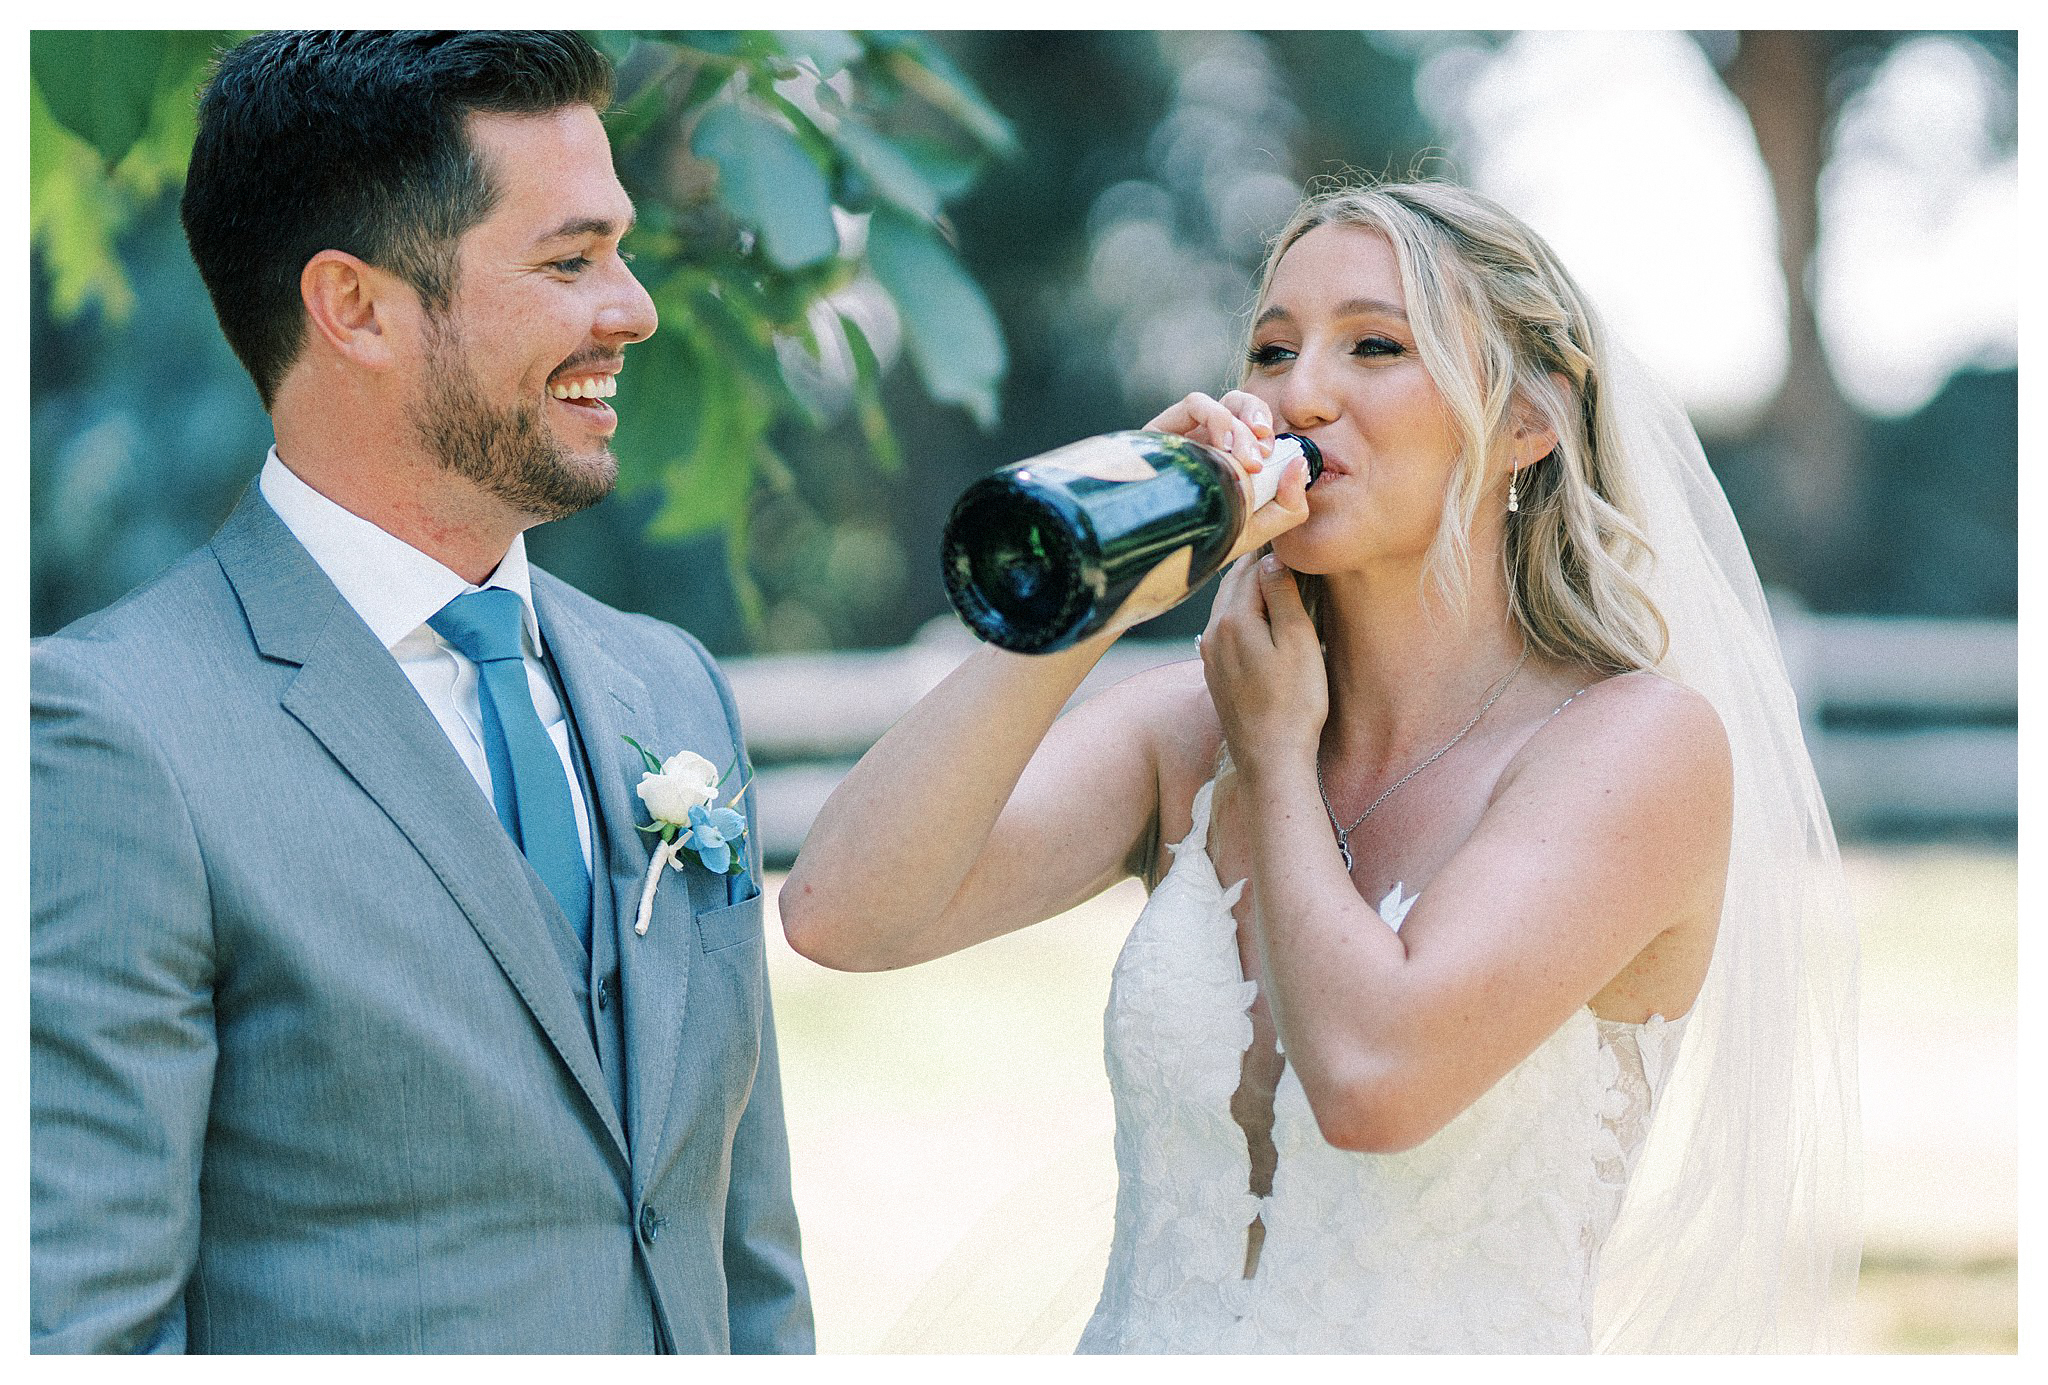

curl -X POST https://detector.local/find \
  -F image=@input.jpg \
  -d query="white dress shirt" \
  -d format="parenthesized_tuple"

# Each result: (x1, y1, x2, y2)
(259, 449, 594, 873)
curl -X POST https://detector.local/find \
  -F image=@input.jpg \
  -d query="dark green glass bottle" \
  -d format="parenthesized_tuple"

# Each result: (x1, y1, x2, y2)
(940, 430, 1321, 654)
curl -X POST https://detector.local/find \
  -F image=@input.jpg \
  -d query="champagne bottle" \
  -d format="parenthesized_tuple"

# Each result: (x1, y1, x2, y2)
(940, 430, 1322, 654)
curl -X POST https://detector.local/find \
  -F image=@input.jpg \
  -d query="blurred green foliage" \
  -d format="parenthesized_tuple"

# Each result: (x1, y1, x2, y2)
(29, 30, 2018, 652)
(29, 32, 226, 319)
(30, 29, 1013, 630)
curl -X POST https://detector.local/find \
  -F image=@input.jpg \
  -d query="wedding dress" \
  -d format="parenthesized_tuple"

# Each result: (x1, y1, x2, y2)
(1076, 775, 1688, 1354)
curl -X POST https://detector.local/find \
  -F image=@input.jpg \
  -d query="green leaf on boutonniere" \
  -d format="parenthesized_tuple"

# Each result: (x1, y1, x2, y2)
(622, 734, 665, 775)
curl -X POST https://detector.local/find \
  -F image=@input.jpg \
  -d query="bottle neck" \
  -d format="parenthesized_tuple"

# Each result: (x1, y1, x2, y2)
(1245, 434, 1308, 510)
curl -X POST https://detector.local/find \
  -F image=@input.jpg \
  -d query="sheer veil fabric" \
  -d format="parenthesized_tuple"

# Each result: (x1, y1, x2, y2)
(1585, 344, 1861, 1350)
(884, 343, 1861, 1354)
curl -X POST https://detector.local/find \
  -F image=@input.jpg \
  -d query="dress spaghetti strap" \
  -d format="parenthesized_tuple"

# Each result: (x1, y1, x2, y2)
(1548, 685, 1592, 719)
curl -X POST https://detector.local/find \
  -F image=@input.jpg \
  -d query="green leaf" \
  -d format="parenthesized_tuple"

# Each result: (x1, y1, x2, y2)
(691, 103, 839, 269)
(756, 87, 840, 170)
(723, 763, 757, 806)
(601, 47, 685, 150)
(891, 135, 985, 202)
(635, 300, 772, 544)
(113, 31, 223, 198)
(649, 449, 755, 543)
(686, 279, 812, 430)
(29, 29, 230, 320)
(31, 31, 169, 169)
(863, 209, 1005, 428)
(753, 441, 798, 494)
(725, 526, 766, 633)
(841, 314, 903, 472)
(28, 82, 134, 320)
(871, 35, 1017, 156)
(773, 335, 833, 431)
(674, 55, 742, 116)
(744, 256, 856, 331)
(835, 123, 942, 221)
(609, 304, 716, 491)
(667, 30, 772, 61)
(775, 30, 862, 78)
(700, 289, 788, 378)
(621, 734, 666, 774)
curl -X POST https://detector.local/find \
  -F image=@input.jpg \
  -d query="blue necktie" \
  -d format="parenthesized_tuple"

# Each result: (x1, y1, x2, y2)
(429, 589, 592, 950)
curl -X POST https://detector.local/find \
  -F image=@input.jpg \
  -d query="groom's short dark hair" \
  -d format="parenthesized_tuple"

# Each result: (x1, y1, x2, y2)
(180, 30, 614, 409)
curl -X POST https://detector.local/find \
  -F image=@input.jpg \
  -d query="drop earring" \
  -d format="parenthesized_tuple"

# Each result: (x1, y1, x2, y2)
(1507, 469, 1520, 515)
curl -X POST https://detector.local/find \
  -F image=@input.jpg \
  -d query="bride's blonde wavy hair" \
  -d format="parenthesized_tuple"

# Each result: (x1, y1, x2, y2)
(1242, 179, 1669, 673)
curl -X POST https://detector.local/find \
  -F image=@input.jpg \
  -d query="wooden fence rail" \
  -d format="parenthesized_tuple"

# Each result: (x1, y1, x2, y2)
(726, 604, 2017, 862)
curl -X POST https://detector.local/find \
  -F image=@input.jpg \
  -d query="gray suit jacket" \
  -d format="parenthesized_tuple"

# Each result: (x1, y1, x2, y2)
(30, 487, 813, 1353)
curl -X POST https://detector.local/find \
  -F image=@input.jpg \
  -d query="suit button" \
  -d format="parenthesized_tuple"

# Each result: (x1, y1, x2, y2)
(596, 976, 611, 1012)
(639, 1206, 663, 1244)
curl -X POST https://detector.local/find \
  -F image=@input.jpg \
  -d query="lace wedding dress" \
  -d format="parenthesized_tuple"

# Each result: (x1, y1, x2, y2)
(1076, 775, 1688, 1354)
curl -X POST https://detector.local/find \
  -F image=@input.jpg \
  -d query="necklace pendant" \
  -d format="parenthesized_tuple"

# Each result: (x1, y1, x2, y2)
(1313, 644, 1529, 884)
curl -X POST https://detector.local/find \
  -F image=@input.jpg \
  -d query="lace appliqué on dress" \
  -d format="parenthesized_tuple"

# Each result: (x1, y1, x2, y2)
(1589, 1012, 1690, 1250)
(1078, 775, 1691, 1354)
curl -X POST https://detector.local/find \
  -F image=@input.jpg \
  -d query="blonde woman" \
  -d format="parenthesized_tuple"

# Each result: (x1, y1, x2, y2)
(783, 181, 1859, 1352)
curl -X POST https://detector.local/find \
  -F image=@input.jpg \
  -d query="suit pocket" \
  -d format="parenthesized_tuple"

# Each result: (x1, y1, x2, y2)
(695, 889, 763, 954)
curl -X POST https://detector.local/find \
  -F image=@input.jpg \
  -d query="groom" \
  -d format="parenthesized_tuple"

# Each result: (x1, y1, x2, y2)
(30, 32, 811, 1353)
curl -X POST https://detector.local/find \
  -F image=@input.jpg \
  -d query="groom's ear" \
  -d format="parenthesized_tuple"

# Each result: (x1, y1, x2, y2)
(299, 250, 421, 374)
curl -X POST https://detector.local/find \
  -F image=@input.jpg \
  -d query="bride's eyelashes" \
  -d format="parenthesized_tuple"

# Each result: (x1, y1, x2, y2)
(1245, 336, 1407, 370)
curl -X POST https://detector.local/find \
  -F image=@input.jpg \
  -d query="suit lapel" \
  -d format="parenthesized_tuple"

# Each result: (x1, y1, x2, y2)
(532, 577, 702, 1191)
(211, 488, 629, 1168)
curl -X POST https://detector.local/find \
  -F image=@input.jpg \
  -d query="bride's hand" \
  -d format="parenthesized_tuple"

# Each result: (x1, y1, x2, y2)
(1199, 553, 1328, 776)
(1144, 388, 1274, 465)
(1145, 390, 1311, 553)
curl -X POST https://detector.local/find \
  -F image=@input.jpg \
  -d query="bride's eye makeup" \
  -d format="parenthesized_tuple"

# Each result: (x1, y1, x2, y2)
(1247, 335, 1404, 369)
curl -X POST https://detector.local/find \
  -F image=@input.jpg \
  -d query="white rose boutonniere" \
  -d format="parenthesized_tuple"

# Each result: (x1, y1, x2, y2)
(636, 748, 721, 824)
(624, 736, 752, 937)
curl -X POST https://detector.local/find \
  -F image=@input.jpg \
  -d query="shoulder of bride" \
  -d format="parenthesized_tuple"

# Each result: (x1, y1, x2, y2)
(1497, 670, 1730, 806)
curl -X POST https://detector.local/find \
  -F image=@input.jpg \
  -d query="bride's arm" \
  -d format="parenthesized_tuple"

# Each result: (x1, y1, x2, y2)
(1208, 556, 1733, 1154)
(781, 633, 1161, 972)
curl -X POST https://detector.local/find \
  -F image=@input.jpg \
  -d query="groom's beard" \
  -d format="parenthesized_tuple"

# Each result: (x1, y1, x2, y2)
(408, 316, 618, 522)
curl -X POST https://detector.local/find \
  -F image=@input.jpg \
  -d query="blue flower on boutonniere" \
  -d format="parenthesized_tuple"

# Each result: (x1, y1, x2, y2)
(682, 803, 746, 875)
(624, 736, 751, 936)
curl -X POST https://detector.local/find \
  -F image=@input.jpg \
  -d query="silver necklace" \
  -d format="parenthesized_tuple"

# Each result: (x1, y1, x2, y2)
(1316, 646, 1530, 872)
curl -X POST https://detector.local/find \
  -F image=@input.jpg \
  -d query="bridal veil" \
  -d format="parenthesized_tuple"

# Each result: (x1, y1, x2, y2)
(1586, 342, 1862, 1350)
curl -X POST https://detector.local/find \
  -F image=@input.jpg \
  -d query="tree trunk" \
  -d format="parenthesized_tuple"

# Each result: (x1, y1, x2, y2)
(1721, 30, 1866, 605)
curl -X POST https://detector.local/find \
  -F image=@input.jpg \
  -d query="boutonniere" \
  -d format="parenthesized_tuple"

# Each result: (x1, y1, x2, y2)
(624, 736, 751, 937)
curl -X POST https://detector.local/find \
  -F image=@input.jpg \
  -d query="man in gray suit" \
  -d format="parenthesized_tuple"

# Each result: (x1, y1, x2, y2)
(31, 31, 812, 1353)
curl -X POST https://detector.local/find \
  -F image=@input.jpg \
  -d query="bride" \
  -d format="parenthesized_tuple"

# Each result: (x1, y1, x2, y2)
(781, 180, 1860, 1352)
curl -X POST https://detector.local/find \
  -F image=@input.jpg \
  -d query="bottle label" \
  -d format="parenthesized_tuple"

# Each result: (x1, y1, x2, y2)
(1102, 544, 1196, 636)
(1032, 436, 1161, 485)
